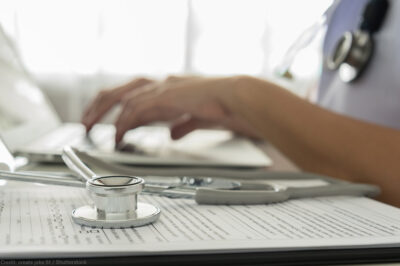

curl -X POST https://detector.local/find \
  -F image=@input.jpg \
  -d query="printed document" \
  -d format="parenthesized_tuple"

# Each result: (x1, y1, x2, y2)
(0, 183, 400, 258)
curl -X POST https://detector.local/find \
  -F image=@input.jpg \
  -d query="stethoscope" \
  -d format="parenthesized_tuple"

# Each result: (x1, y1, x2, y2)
(61, 147, 161, 229)
(278, 0, 389, 83)
(326, 0, 389, 83)
(0, 146, 380, 229)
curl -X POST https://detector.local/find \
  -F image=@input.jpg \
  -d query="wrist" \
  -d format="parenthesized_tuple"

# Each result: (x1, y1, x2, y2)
(220, 75, 256, 108)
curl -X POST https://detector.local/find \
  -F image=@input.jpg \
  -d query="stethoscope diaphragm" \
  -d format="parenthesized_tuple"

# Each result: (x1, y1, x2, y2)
(72, 175, 161, 228)
(327, 30, 373, 83)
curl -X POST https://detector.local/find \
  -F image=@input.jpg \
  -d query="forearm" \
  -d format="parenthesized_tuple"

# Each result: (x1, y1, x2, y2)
(227, 76, 400, 206)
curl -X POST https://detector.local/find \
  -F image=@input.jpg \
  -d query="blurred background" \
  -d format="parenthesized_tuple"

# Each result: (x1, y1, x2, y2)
(0, 0, 332, 122)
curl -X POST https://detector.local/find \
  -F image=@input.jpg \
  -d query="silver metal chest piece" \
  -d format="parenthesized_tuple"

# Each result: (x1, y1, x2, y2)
(327, 30, 373, 83)
(72, 175, 160, 228)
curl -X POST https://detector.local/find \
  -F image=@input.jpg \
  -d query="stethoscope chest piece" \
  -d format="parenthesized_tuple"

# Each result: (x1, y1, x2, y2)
(327, 30, 373, 83)
(72, 176, 161, 228)
(326, 0, 389, 83)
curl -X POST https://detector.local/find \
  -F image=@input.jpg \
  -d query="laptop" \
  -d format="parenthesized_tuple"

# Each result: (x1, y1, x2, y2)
(0, 28, 272, 168)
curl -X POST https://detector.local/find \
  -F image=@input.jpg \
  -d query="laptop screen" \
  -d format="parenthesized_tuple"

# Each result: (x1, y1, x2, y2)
(0, 27, 60, 151)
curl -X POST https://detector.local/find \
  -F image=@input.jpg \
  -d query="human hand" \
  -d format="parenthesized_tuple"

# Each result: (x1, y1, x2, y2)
(113, 75, 261, 144)
(81, 77, 154, 132)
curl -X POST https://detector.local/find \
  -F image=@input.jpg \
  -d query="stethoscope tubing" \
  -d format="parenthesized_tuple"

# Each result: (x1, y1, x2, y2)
(194, 183, 379, 205)
(0, 170, 85, 188)
(62, 146, 96, 181)
(0, 147, 381, 205)
(0, 168, 380, 205)
(0, 169, 197, 198)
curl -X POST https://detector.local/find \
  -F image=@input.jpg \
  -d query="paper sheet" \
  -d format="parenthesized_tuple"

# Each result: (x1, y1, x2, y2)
(1, 182, 400, 258)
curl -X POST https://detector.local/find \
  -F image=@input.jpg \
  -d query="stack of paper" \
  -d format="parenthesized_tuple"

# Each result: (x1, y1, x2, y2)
(0, 183, 400, 258)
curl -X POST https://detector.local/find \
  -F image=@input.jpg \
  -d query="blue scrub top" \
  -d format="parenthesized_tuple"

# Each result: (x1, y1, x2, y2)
(317, 0, 400, 130)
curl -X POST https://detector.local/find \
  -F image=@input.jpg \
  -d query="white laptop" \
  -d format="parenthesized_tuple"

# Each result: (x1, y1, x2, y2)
(0, 27, 272, 168)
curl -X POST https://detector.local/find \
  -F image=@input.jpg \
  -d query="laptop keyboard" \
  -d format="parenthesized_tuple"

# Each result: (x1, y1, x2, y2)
(22, 125, 272, 166)
(27, 124, 169, 155)
(27, 124, 114, 152)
